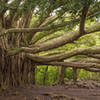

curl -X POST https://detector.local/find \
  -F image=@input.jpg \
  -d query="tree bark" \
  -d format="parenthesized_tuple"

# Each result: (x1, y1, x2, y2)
(25, 46, 100, 63)
(58, 66, 66, 85)
(73, 68, 77, 83)
(0, 49, 35, 89)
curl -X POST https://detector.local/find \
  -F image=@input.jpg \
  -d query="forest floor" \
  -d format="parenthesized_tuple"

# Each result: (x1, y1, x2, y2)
(0, 80, 100, 100)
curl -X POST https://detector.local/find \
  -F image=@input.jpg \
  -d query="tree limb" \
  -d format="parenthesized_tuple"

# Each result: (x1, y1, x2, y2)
(79, 3, 90, 35)
(0, 27, 51, 37)
(33, 61, 100, 69)
(87, 54, 100, 59)
(22, 46, 100, 63)
(24, 23, 100, 54)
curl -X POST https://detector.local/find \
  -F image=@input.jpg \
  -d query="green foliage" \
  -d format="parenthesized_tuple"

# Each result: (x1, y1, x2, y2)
(36, 66, 100, 85)
(78, 69, 100, 81)
(78, 69, 92, 80)
(64, 68, 74, 81)
(36, 66, 59, 85)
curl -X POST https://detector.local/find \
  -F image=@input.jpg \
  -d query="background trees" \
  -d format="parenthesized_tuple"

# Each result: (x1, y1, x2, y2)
(0, 0, 100, 88)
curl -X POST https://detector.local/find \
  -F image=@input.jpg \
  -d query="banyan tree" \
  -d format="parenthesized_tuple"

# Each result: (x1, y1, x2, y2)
(0, 0, 100, 88)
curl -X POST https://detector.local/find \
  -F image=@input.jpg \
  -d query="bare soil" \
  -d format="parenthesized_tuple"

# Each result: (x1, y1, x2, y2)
(0, 81, 100, 100)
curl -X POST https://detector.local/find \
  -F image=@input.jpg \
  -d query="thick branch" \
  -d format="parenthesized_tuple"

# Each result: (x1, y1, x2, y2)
(35, 62, 100, 72)
(0, 27, 53, 37)
(33, 59, 100, 72)
(34, 61, 100, 69)
(84, 68, 100, 72)
(87, 54, 100, 59)
(24, 46, 100, 62)
(23, 23, 100, 54)
(64, 59, 100, 64)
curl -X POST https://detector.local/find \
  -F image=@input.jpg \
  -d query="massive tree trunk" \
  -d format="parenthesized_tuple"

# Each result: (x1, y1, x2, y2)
(0, 37, 36, 89)
(0, 48, 35, 89)
(0, 0, 36, 89)
(0, 14, 35, 89)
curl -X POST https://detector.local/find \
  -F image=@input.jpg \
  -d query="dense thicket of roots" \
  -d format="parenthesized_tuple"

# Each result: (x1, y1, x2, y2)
(0, 48, 35, 89)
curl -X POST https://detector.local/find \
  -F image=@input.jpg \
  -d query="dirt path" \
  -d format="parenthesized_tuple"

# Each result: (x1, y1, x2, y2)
(0, 85, 100, 100)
